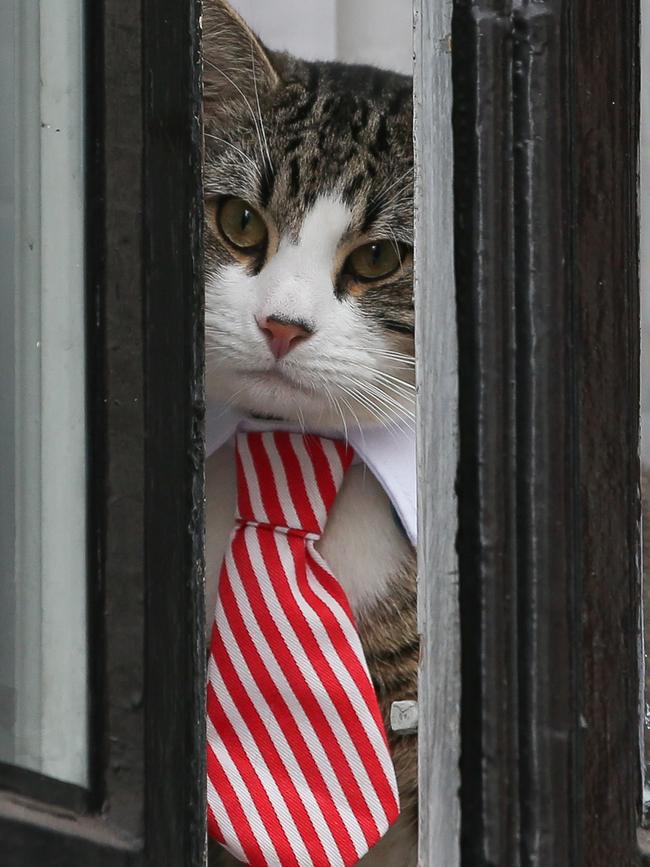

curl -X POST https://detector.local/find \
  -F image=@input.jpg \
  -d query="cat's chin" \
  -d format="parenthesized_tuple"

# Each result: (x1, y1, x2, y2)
(206, 368, 379, 433)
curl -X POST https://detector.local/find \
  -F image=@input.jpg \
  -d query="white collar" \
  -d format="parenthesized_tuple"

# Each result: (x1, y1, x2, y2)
(206, 402, 417, 546)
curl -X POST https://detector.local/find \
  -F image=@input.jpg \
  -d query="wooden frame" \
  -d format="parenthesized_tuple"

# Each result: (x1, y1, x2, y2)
(452, 0, 642, 864)
(0, 1, 205, 863)
(414, 1, 461, 865)
(142, 0, 205, 861)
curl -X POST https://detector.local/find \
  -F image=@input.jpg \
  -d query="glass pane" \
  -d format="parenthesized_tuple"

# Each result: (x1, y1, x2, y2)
(0, 0, 87, 788)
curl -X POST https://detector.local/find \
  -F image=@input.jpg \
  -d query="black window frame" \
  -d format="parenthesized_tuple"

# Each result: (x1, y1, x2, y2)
(453, 0, 644, 864)
(0, 1, 206, 863)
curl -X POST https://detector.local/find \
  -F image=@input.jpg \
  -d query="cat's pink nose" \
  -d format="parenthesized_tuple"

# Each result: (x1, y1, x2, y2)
(256, 316, 313, 360)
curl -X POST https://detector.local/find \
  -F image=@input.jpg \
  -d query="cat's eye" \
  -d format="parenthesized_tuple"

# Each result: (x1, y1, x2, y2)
(216, 197, 268, 251)
(345, 241, 407, 282)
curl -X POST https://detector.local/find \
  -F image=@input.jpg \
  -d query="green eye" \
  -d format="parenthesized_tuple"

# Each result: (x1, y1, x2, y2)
(346, 241, 405, 281)
(217, 197, 268, 250)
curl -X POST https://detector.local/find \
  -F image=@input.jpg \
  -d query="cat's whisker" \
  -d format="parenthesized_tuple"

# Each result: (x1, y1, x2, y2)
(332, 377, 385, 422)
(387, 225, 404, 268)
(204, 133, 260, 174)
(293, 398, 306, 435)
(336, 381, 392, 434)
(367, 384, 415, 415)
(314, 372, 367, 444)
(376, 182, 414, 212)
(353, 382, 416, 433)
(344, 372, 416, 425)
(353, 352, 415, 373)
(376, 166, 415, 198)
(372, 350, 415, 361)
(370, 358, 416, 369)
(336, 392, 365, 446)
(249, 42, 274, 175)
(372, 168, 414, 205)
(352, 363, 417, 392)
(331, 395, 351, 447)
(204, 57, 269, 175)
(339, 374, 411, 431)
(341, 390, 407, 442)
(313, 372, 351, 445)
(365, 351, 416, 367)
(334, 395, 351, 447)
(318, 375, 372, 445)
(215, 386, 248, 417)
(366, 167, 414, 219)
(370, 377, 416, 400)
(364, 374, 416, 405)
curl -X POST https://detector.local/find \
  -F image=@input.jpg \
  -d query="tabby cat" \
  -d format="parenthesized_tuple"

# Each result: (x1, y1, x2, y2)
(203, 2, 417, 864)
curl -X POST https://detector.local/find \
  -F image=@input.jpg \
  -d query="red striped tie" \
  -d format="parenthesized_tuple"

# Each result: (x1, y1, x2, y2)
(207, 431, 400, 866)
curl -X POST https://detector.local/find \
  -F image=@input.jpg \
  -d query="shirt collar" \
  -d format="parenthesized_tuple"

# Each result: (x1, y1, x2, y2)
(206, 401, 417, 546)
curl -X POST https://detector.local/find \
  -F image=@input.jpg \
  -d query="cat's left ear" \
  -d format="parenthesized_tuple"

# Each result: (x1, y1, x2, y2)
(202, 0, 280, 115)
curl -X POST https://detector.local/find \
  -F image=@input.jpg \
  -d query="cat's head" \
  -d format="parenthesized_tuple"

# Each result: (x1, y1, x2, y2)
(203, 0, 414, 433)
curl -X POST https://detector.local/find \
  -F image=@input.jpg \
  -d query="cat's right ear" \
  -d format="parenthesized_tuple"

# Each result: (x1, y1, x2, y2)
(202, 0, 280, 117)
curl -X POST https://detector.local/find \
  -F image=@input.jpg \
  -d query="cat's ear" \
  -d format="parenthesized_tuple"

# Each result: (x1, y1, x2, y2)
(202, 0, 280, 116)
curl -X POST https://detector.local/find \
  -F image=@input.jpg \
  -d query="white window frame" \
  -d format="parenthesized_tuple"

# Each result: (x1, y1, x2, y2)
(413, 0, 460, 864)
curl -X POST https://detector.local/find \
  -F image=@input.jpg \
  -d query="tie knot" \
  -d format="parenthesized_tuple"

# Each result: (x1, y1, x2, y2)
(235, 431, 355, 536)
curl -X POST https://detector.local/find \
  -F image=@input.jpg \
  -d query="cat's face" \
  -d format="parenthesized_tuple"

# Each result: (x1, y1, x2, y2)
(203, 0, 414, 433)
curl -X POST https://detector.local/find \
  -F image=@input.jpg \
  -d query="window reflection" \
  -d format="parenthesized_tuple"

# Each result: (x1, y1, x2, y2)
(0, 0, 87, 788)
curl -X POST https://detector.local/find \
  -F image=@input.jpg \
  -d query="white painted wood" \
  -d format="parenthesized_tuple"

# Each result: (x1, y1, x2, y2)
(413, 0, 460, 864)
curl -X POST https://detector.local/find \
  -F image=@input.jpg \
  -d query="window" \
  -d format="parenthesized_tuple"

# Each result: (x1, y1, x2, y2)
(1, 0, 645, 865)
(0, 1, 205, 863)
(0, 0, 88, 789)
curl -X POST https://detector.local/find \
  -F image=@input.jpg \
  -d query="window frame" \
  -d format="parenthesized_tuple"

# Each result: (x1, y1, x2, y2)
(0, 0, 206, 863)
(414, 1, 461, 865)
(452, 0, 644, 864)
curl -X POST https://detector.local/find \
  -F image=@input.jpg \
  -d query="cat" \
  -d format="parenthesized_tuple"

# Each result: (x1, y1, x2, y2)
(202, 2, 417, 864)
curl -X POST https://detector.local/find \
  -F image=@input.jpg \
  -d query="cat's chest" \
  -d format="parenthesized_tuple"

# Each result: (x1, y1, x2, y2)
(204, 445, 413, 632)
